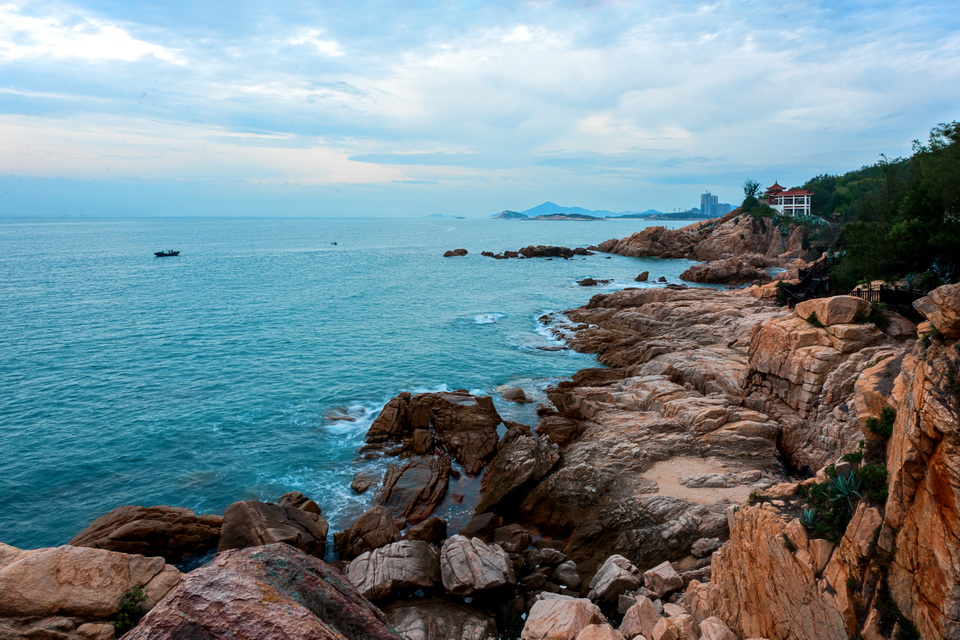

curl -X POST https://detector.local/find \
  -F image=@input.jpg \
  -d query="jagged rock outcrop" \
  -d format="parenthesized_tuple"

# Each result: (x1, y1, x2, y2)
(334, 505, 401, 561)
(365, 391, 503, 475)
(597, 209, 805, 264)
(0, 543, 181, 640)
(520, 597, 606, 640)
(217, 499, 329, 558)
(125, 543, 400, 640)
(346, 540, 441, 601)
(443, 248, 468, 257)
(375, 455, 451, 523)
(476, 432, 560, 515)
(679, 256, 772, 284)
(68, 505, 221, 563)
(912, 282, 960, 337)
(381, 597, 499, 640)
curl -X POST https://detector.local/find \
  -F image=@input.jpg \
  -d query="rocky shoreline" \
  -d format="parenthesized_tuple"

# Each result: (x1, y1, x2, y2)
(3, 213, 959, 640)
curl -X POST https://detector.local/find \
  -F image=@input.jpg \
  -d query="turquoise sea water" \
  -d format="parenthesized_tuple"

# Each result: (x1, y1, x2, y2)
(0, 215, 698, 551)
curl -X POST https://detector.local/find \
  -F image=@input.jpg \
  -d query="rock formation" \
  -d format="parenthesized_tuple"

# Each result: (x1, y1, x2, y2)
(125, 543, 400, 639)
(68, 505, 221, 564)
(217, 498, 329, 558)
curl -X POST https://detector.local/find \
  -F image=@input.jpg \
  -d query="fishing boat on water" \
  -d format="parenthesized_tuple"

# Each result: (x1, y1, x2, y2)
(154, 250, 180, 257)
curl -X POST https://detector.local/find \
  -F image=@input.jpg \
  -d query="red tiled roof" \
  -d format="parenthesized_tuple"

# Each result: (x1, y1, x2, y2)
(765, 182, 784, 192)
(777, 189, 813, 196)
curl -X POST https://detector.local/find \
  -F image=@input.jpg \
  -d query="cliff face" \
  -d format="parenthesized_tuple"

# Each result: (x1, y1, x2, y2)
(689, 284, 960, 640)
(597, 209, 806, 264)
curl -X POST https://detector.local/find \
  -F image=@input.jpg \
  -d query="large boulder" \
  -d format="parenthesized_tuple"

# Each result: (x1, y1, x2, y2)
(381, 597, 498, 640)
(913, 282, 960, 338)
(680, 257, 771, 284)
(643, 561, 683, 596)
(403, 516, 448, 545)
(366, 391, 503, 475)
(68, 505, 221, 564)
(521, 598, 606, 640)
(475, 434, 560, 515)
(218, 500, 329, 558)
(346, 540, 441, 601)
(0, 543, 180, 639)
(440, 535, 516, 595)
(124, 544, 400, 640)
(619, 597, 662, 640)
(334, 505, 401, 561)
(375, 455, 451, 523)
(587, 555, 643, 603)
(794, 295, 869, 327)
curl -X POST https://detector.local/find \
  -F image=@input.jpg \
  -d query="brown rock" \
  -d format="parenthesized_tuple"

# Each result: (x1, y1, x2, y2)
(643, 561, 683, 596)
(68, 505, 221, 563)
(382, 597, 498, 640)
(476, 434, 560, 515)
(443, 248, 468, 257)
(276, 491, 321, 514)
(521, 598, 606, 640)
(503, 387, 533, 403)
(440, 534, 516, 595)
(794, 295, 869, 327)
(574, 623, 626, 640)
(346, 540, 441, 600)
(619, 597, 662, 640)
(635, 271, 649, 282)
(334, 505, 401, 561)
(698, 617, 737, 640)
(376, 455, 451, 523)
(351, 471, 377, 494)
(536, 415, 582, 446)
(0, 543, 181, 619)
(913, 282, 960, 337)
(124, 543, 400, 640)
(587, 555, 643, 603)
(403, 516, 448, 545)
(680, 257, 772, 284)
(218, 499, 329, 558)
(460, 512, 501, 542)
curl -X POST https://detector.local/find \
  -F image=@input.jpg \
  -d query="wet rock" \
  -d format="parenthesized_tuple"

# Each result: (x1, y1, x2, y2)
(277, 491, 322, 514)
(521, 597, 605, 640)
(536, 415, 582, 446)
(587, 555, 643, 603)
(334, 505, 401, 561)
(578, 278, 613, 287)
(376, 455, 451, 523)
(126, 543, 400, 640)
(551, 561, 582, 590)
(635, 271, 649, 282)
(502, 387, 533, 403)
(443, 248, 468, 257)
(68, 505, 221, 564)
(346, 540, 441, 601)
(440, 535, 516, 595)
(476, 434, 560, 515)
(403, 516, 448, 545)
(460, 512, 501, 542)
(351, 472, 376, 494)
(680, 257, 772, 284)
(494, 524, 532, 554)
(218, 499, 329, 559)
(381, 597, 498, 640)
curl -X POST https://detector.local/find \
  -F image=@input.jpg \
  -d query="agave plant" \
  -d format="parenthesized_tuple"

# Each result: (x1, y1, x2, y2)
(800, 508, 818, 530)
(930, 257, 956, 285)
(830, 471, 863, 505)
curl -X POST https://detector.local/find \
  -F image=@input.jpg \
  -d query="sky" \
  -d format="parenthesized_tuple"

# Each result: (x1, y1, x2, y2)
(1, 0, 958, 217)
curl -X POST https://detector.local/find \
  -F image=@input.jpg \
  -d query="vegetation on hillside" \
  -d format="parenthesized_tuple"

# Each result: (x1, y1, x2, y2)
(804, 122, 960, 291)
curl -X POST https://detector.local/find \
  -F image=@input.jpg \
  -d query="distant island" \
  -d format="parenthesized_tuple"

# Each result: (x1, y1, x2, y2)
(491, 201, 710, 220)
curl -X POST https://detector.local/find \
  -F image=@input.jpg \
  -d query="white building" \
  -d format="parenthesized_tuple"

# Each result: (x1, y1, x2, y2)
(764, 181, 813, 216)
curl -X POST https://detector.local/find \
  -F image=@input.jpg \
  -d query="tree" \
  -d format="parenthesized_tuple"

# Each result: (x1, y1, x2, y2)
(743, 178, 762, 199)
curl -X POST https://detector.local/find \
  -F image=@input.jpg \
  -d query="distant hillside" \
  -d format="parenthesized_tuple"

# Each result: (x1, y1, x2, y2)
(528, 213, 604, 221)
(491, 210, 528, 219)
(493, 201, 679, 219)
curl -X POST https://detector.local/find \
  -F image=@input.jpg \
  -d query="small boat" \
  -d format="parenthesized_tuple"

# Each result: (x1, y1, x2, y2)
(331, 241, 338, 245)
(154, 250, 180, 257)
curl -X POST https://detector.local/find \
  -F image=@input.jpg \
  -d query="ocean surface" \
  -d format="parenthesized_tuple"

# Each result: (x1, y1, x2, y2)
(0, 215, 701, 553)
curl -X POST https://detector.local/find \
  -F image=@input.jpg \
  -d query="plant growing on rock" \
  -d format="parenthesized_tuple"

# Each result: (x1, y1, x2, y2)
(866, 408, 896, 439)
(113, 586, 148, 635)
(807, 312, 825, 328)
(859, 464, 889, 503)
(800, 508, 818, 530)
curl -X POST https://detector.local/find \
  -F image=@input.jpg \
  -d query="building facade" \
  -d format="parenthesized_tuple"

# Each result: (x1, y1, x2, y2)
(764, 182, 813, 216)
(700, 191, 732, 218)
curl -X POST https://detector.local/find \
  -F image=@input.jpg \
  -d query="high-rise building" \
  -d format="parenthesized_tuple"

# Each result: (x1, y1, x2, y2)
(700, 192, 731, 218)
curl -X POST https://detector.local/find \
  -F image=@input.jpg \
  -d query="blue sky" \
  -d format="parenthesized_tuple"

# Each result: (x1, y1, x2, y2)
(1, 0, 958, 216)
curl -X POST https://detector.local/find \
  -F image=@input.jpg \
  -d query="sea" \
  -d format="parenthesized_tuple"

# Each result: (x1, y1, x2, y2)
(0, 215, 701, 553)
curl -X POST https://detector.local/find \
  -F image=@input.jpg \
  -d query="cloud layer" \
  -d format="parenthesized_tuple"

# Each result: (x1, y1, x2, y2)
(1, 0, 958, 215)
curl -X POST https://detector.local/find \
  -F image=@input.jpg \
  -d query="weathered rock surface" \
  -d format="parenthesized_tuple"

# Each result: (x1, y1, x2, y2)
(68, 505, 221, 563)
(0, 543, 180, 639)
(381, 597, 498, 640)
(521, 597, 606, 640)
(346, 540, 440, 600)
(597, 209, 804, 264)
(334, 505, 401, 561)
(403, 516, 448, 545)
(587, 555, 643, 603)
(218, 499, 329, 558)
(376, 455, 451, 523)
(680, 257, 771, 284)
(643, 561, 682, 596)
(794, 295, 869, 326)
(366, 391, 503, 475)
(125, 543, 400, 640)
(441, 534, 516, 595)
(443, 248, 468, 257)
(619, 596, 661, 639)
(476, 433, 560, 515)
(912, 282, 960, 337)
(574, 623, 626, 640)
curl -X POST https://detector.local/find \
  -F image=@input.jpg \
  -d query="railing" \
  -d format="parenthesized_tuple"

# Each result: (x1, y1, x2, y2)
(848, 283, 928, 321)
(782, 254, 843, 307)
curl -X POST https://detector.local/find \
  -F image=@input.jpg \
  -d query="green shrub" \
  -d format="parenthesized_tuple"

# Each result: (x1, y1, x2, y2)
(860, 464, 889, 503)
(869, 302, 891, 330)
(867, 408, 896, 439)
(783, 534, 797, 552)
(807, 312, 825, 328)
(113, 586, 148, 635)
(842, 450, 864, 464)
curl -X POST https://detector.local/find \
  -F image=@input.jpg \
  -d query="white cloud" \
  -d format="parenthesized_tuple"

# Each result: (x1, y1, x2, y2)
(288, 28, 344, 57)
(0, 2, 184, 64)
